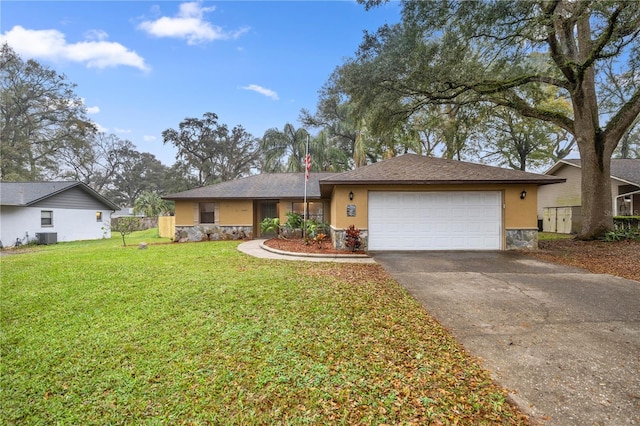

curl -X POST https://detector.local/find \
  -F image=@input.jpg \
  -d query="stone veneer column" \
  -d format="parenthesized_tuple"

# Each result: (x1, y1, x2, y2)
(505, 229, 538, 250)
(330, 226, 368, 251)
(174, 225, 252, 242)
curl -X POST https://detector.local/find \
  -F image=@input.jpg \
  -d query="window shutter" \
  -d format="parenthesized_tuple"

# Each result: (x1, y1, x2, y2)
(193, 203, 200, 224)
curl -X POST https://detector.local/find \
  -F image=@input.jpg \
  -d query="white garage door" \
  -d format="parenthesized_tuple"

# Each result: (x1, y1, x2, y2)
(368, 191, 502, 250)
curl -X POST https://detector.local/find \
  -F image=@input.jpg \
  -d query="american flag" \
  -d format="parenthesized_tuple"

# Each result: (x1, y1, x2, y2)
(304, 153, 311, 181)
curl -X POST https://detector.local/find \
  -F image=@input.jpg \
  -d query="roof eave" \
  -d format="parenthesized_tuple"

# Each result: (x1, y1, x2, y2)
(164, 195, 325, 201)
(320, 178, 566, 186)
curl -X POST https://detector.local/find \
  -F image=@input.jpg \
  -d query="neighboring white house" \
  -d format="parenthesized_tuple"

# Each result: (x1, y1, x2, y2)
(538, 159, 640, 233)
(0, 182, 119, 247)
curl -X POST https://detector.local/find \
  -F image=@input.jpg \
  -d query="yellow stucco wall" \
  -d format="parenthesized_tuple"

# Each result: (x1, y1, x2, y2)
(174, 200, 195, 226)
(176, 184, 539, 232)
(330, 184, 539, 230)
(219, 200, 253, 226)
(174, 199, 253, 226)
(331, 187, 369, 230)
(504, 184, 538, 229)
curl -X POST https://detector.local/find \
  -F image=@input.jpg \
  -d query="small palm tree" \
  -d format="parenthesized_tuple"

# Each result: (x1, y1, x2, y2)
(133, 191, 172, 217)
(261, 123, 310, 172)
(311, 130, 350, 172)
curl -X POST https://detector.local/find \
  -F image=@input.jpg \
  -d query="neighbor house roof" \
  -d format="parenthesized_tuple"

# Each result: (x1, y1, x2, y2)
(164, 173, 336, 200)
(548, 159, 640, 186)
(320, 154, 565, 186)
(0, 181, 119, 210)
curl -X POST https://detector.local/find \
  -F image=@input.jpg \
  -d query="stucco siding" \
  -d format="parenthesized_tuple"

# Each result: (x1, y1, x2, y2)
(174, 201, 195, 226)
(504, 185, 538, 229)
(329, 184, 538, 231)
(0, 205, 111, 246)
(219, 200, 253, 226)
(331, 187, 369, 230)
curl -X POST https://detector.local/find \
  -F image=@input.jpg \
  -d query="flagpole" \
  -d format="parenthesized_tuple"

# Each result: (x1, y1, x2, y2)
(303, 134, 309, 239)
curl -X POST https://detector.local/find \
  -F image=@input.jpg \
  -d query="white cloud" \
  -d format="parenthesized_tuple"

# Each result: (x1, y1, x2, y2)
(79, 98, 100, 114)
(94, 123, 109, 133)
(143, 135, 157, 142)
(138, 1, 249, 45)
(85, 29, 108, 41)
(114, 128, 132, 134)
(0, 25, 149, 71)
(242, 84, 279, 100)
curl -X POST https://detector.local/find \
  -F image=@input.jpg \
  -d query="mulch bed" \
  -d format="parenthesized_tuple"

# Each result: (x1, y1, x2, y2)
(527, 239, 640, 282)
(263, 238, 366, 255)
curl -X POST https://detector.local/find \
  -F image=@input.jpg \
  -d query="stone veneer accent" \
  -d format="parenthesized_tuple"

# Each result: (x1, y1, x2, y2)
(174, 225, 252, 243)
(505, 229, 538, 250)
(330, 226, 369, 251)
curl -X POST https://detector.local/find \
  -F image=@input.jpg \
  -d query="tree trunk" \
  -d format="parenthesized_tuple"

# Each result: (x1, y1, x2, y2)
(577, 143, 613, 239)
(573, 14, 616, 240)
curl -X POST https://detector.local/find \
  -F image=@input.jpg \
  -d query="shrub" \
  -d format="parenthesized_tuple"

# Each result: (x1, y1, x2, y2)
(285, 211, 303, 229)
(260, 217, 280, 236)
(110, 217, 143, 246)
(344, 225, 362, 252)
(613, 216, 640, 230)
(600, 227, 640, 242)
(314, 233, 327, 249)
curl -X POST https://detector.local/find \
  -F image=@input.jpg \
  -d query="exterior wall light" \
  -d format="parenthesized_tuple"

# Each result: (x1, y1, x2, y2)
(349, 191, 354, 201)
(520, 190, 527, 200)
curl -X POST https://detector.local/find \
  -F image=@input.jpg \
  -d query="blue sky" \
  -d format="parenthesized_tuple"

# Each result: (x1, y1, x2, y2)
(1, 1, 401, 165)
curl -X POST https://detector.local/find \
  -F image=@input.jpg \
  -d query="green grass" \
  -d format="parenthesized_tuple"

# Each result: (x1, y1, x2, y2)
(1, 231, 528, 424)
(538, 231, 575, 241)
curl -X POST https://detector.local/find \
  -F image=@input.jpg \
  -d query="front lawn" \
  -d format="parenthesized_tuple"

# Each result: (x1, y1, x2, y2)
(1, 233, 528, 424)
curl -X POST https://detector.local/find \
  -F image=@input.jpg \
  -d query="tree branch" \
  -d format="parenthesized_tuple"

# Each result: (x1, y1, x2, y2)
(603, 86, 640, 147)
(492, 92, 575, 134)
(541, 0, 577, 85)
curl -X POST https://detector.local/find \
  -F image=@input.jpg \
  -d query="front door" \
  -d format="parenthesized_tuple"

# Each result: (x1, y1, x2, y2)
(258, 201, 278, 238)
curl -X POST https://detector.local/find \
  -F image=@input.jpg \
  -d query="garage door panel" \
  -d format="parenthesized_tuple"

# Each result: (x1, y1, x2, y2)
(368, 191, 502, 250)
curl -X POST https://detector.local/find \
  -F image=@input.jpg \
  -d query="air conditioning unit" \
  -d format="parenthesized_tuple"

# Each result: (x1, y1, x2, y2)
(36, 232, 58, 245)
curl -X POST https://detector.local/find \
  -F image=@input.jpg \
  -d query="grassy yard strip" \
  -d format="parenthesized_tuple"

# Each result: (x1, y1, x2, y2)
(1, 235, 528, 424)
(537, 232, 575, 241)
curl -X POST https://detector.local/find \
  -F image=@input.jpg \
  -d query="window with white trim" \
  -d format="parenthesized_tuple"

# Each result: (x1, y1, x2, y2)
(41, 210, 53, 226)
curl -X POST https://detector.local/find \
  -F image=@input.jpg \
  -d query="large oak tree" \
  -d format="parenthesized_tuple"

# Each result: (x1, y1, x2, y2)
(162, 112, 259, 186)
(1, 44, 96, 180)
(347, 0, 640, 239)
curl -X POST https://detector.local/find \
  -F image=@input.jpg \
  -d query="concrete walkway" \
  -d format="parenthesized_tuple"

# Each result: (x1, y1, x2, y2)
(237, 239, 376, 263)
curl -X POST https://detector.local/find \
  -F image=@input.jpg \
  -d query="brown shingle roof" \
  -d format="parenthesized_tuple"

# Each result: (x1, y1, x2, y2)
(320, 154, 565, 185)
(163, 173, 335, 200)
(165, 155, 565, 201)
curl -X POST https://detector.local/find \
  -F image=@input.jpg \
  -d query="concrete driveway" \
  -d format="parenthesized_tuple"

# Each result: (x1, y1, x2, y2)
(372, 251, 640, 425)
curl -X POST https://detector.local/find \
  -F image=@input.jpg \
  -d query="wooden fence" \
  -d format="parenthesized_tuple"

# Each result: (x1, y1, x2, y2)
(158, 216, 175, 238)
